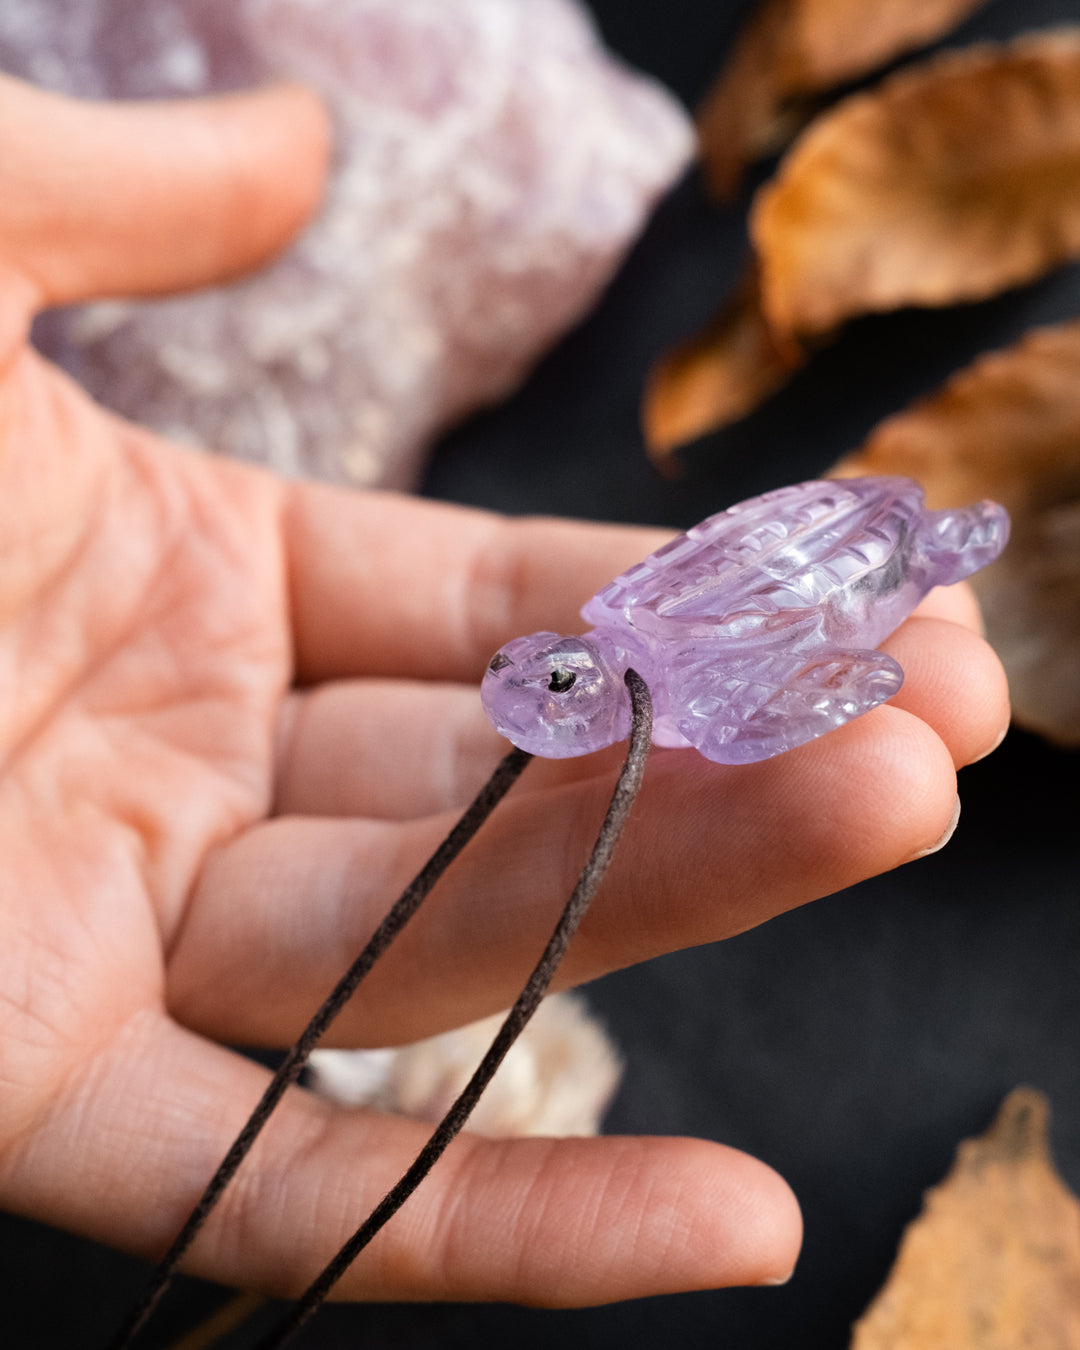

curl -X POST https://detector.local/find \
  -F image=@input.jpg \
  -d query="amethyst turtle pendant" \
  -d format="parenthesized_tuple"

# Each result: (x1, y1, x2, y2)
(481, 476, 1009, 765)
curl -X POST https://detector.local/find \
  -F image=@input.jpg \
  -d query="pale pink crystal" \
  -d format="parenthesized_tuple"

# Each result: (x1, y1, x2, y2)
(4, 0, 693, 486)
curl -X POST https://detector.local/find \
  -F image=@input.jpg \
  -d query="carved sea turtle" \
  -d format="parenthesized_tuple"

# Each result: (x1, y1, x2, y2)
(480, 476, 1009, 764)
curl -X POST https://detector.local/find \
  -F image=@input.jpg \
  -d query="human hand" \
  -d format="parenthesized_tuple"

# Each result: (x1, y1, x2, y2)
(0, 73, 1008, 1308)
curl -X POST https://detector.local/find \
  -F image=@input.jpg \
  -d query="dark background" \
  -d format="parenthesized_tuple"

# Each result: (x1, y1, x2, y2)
(9, 0, 1080, 1345)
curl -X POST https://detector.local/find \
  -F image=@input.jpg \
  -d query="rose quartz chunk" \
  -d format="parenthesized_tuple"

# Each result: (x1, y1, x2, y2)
(4, 0, 693, 486)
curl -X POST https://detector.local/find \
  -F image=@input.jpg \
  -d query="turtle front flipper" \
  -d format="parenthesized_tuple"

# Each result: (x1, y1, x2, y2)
(674, 648, 905, 765)
(919, 500, 1010, 587)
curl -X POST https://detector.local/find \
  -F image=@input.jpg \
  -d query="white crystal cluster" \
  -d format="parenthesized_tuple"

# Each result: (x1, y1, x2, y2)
(308, 992, 623, 1139)
(3, 0, 692, 486)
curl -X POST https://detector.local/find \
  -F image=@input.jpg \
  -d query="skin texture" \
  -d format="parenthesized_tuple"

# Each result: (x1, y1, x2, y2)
(0, 74, 1009, 1305)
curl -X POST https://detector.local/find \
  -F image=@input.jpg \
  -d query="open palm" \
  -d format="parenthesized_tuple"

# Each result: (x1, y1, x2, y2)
(0, 73, 1008, 1307)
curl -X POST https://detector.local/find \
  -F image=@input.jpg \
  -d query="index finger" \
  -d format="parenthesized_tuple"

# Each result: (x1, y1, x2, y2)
(284, 483, 670, 683)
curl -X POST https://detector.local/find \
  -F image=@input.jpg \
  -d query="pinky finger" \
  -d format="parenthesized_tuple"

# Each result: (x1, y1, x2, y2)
(2, 1013, 800, 1308)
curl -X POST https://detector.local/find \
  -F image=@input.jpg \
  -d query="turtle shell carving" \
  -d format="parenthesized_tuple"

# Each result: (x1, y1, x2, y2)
(481, 477, 1008, 763)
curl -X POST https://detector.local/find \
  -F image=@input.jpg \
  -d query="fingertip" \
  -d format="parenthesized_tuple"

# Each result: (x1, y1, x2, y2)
(0, 73, 332, 307)
(842, 708, 960, 870)
(584, 1135, 804, 1297)
(885, 617, 1011, 769)
(437, 1134, 802, 1305)
(737, 706, 960, 890)
(908, 793, 961, 860)
(197, 80, 333, 283)
(685, 1141, 803, 1291)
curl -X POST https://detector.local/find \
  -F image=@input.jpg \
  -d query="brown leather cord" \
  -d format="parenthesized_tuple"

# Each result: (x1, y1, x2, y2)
(253, 669, 652, 1350)
(106, 744, 534, 1350)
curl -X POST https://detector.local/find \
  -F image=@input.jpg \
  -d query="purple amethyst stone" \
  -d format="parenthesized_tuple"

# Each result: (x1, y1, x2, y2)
(480, 477, 1009, 764)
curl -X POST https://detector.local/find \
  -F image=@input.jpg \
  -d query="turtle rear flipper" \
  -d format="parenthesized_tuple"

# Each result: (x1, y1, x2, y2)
(921, 501, 1010, 587)
(676, 649, 905, 765)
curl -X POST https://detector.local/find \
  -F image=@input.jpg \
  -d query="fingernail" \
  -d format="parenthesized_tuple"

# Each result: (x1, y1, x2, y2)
(910, 795, 961, 860)
(756, 1270, 795, 1287)
(969, 722, 1009, 765)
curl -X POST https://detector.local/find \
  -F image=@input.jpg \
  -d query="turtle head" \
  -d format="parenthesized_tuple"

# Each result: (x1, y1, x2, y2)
(480, 631, 629, 758)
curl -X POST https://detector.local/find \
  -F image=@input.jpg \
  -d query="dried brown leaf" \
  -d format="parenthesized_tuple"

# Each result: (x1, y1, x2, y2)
(754, 29, 1080, 339)
(697, 0, 988, 200)
(834, 319, 1080, 746)
(650, 30, 1080, 457)
(642, 267, 803, 462)
(851, 1088, 1080, 1350)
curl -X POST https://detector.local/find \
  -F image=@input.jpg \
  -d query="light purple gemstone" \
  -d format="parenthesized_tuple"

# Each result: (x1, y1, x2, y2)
(481, 477, 1009, 764)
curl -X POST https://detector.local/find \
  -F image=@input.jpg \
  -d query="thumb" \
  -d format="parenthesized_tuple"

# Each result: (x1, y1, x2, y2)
(0, 73, 330, 311)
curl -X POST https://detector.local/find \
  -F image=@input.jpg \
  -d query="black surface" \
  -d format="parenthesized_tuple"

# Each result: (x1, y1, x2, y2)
(9, 0, 1080, 1346)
